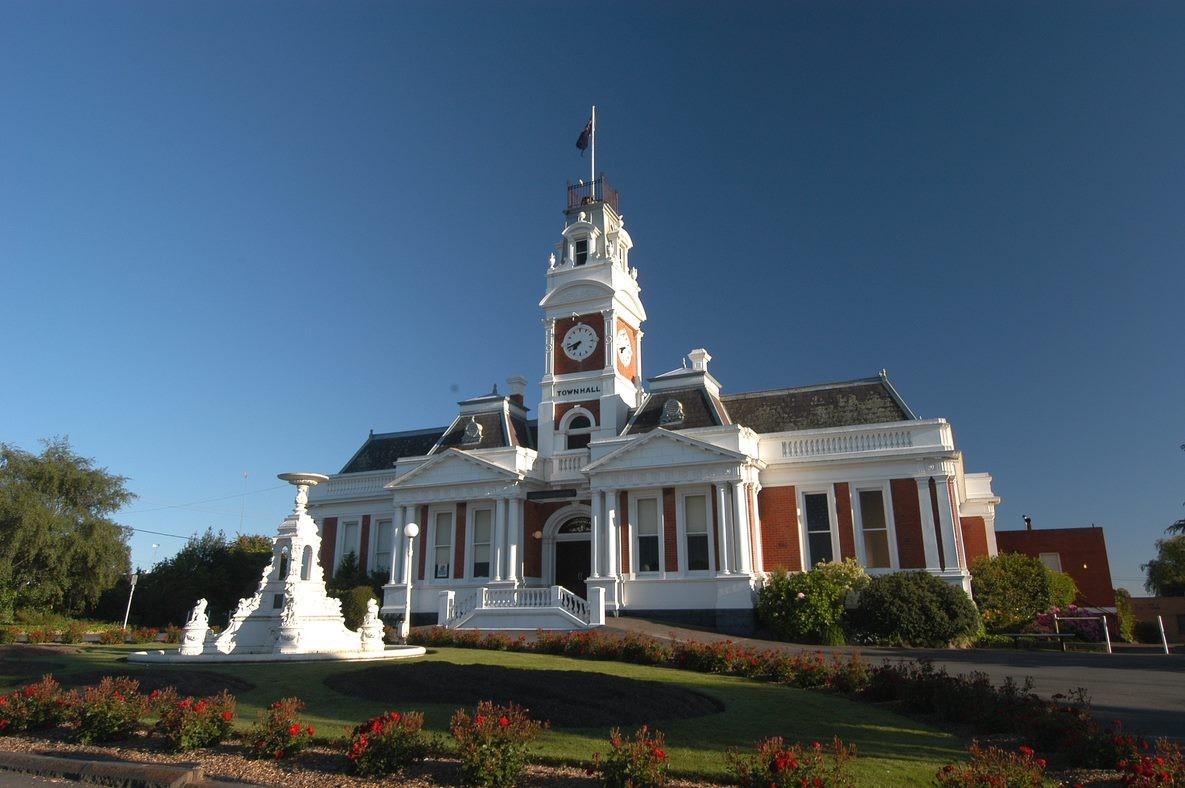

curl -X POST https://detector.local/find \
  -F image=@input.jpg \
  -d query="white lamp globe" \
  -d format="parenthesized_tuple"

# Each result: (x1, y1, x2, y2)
(404, 523, 420, 539)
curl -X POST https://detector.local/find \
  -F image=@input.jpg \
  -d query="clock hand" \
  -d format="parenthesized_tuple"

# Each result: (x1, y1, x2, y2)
(567, 341, 582, 351)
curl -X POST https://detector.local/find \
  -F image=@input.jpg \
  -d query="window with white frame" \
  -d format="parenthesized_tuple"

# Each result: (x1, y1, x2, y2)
(432, 511, 454, 580)
(574, 237, 589, 266)
(471, 508, 492, 578)
(635, 497, 661, 573)
(340, 520, 360, 572)
(683, 493, 711, 571)
(857, 490, 891, 568)
(1039, 552, 1062, 572)
(803, 493, 833, 566)
(564, 411, 595, 450)
(373, 518, 393, 575)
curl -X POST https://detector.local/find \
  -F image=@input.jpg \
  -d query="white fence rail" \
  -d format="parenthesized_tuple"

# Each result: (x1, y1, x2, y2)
(438, 585, 604, 629)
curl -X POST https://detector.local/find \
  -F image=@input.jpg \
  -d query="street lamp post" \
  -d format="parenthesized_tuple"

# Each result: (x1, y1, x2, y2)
(398, 523, 420, 642)
(122, 570, 140, 630)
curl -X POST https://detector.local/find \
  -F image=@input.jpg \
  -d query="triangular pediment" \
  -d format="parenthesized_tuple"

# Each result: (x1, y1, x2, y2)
(386, 449, 520, 490)
(584, 429, 747, 474)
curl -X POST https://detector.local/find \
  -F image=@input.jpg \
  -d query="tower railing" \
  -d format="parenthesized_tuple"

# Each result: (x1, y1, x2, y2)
(567, 177, 619, 213)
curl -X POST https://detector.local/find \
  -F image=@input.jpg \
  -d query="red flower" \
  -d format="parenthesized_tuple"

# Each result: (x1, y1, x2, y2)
(370, 719, 383, 733)
(391, 711, 401, 722)
(475, 714, 486, 726)
(195, 700, 207, 713)
(274, 749, 284, 759)
(1036, 758, 1047, 769)
(306, 725, 315, 736)
(179, 698, 192, 709)
(498, 715, 510, 728)
(288, 723, 301, 736)
(654, 748, 666, 760)
(221, 710, 233, 721)
(1019, 744, 1034, 757)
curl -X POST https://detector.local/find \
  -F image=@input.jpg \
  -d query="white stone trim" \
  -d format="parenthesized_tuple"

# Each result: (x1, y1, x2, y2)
(850, 481, 899, 571)
(466, 502, 496, 582)
(426, 505, 457, 585)
(796, 486, 840, 569)
(628, 490, 665, 578)
(540, 503, 592, 586)
(676, 486, 715, 577)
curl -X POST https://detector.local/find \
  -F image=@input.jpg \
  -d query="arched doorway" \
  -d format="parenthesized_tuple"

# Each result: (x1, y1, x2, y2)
(542, 505, 593, 599)
(554, 517, 592, 598)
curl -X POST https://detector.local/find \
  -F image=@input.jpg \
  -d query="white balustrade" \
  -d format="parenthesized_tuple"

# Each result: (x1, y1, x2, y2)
(549, 449, 591, 481)
(769, 420, 953, 463)
(443, 584, 603, 628)
(308, 470, 401, 501)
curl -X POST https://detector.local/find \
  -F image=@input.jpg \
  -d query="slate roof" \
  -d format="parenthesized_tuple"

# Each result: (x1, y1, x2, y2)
(431, 412, 511, 453)
(339, 428, 446, 474)
(625, 386, 725, 435)
(720, 377, 915, 433)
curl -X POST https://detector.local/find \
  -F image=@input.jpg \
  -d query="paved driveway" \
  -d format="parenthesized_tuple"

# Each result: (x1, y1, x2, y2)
(604, 618, 1185, 738)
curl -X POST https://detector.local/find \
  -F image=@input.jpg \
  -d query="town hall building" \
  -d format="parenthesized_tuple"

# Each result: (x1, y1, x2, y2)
(307, 176, 1001, 631)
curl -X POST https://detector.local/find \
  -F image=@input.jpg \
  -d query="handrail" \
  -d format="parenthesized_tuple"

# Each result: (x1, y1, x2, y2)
(556, 586, 591, 624)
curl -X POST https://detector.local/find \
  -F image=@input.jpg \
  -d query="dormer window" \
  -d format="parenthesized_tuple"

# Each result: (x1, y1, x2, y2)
(565, 413, 594, 450)
(574, 237, 588, 266)
(462, 416, 483, 446)
(660, 399, 685, 426)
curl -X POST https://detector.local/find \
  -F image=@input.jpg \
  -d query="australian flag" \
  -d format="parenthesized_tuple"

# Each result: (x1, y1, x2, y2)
(576, 117, 593, 155)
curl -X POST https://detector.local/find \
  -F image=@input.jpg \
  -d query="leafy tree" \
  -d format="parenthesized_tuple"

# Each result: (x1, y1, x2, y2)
(1142, 535, 1185, 597)
(756, 559, 868, 645)
(126, 530, 273, 626)
(1047, 570, 1080, 608)
(970, 552, 1053, 632)
(0, 439, 132, 620)
(1166, 517, 1185, 536)
(1114, 588, 1136, 642)
(329, 551, 385, 599)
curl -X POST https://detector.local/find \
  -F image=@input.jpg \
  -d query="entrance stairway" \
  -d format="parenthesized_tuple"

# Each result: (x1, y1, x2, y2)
(439, 585, 605, 631)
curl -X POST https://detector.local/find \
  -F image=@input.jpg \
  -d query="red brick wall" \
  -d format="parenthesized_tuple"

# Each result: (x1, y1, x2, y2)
(663, 488, 678, 572)
(834, 483, 855, 560)
(757, 486, 801, 571)
(961, 516, 990, 566)
(995, 527, 1115, 607)
(320, 517, 337, 575)
(619, 492, 630, 574)
(454, 503, 467, 579)
(553, 314, 605, 375)
(524, 501, 564, 579)
(358, 515, 371, 574)
(554, 400, 601, 427)
(891, 478, 926, 569)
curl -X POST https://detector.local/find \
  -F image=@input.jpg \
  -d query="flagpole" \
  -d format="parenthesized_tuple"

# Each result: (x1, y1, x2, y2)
(590, 105, 596, 188)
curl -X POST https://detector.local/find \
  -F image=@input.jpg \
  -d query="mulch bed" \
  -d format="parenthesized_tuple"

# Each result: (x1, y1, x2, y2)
(55, 669, 254, 697)
(325, 662, 724, 729)
(0, 731, 713, 787)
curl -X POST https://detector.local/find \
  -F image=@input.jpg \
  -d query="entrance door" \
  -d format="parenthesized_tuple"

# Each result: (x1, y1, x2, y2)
(554, 540, 591, 599)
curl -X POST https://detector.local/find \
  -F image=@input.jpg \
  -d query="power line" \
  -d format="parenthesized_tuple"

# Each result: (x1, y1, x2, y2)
(122, 483, 287, 515)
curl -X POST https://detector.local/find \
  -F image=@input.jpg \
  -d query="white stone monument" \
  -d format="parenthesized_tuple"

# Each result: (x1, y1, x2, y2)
(131, 472, 424, 663)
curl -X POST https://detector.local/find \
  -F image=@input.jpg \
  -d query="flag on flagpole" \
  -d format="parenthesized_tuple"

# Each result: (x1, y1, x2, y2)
(576, 116, 593, 155)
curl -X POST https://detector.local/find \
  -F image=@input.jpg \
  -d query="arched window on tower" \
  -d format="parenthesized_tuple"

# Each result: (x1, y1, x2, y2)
(573, 237, 589, 266)
(565, 414, 594, 450)
(300, 545, 313, 580)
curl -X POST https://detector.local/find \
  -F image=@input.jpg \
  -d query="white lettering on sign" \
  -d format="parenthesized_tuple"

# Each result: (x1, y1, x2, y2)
(554, 383, 602, 402)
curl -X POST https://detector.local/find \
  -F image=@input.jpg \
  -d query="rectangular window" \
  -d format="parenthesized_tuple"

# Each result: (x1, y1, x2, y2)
(374, 518, 393, 575)
(684, 494, 710, 571)
(636, 497, 660, 573)
(574, 238, 588, 266)
(433, 511, 453, 580)
(340, 520, 360, 570)
(471, 508, 492, 578)
(858, 491, 891, 569)
(1039, 552, 1062, 572)
(804, 493, 833, 566)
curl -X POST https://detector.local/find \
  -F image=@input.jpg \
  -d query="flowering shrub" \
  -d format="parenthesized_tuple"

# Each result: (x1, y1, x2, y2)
(98, 628, 125, 645)
(64, 676, 149, 743)
(0, 675, 66, 734)
(25, 628, 54, 644)
(1119, 738, 1185, 786)
(346, 709, 427, 776)
(60, 622, 88, 644)
(726, 736, 857, 787)
(449, 701, 544, 787)
(245, 698, 315, 760)
(150, 687, 236, 751)
(756, 560, 868, 645)
(935, 742, 1046, 787)
(1032, 606, 1104, 642)
(163, 624, 182, 644)
(591, 725, 669, 787)
(130, 626, 160, 644)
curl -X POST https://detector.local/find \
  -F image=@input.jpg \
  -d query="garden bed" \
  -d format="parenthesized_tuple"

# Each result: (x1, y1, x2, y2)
(325, 662, 723, 729)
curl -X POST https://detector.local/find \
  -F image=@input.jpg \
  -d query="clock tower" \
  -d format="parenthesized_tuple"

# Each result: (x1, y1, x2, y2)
(538, 176, 646, 459)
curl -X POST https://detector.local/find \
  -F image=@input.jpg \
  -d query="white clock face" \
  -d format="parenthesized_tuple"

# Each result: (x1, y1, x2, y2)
(561, 323, 598, 361)
(615, 328, 633, 366)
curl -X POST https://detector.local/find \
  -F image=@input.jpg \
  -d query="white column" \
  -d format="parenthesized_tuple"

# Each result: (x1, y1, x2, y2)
(748, 484, 764, 574)
(715, 483, 732, 574)
(590, 490, 603, 578)
(390, 506, 405, 583)
(506, 497, 521, 583)
(604, 489, 619, 576)
(492, 497, 506, 582)
(731, 480, 753, 574)
(934, 477, 961, 570)
(602, 310, 615, 371)
(916, 478, 942, 570)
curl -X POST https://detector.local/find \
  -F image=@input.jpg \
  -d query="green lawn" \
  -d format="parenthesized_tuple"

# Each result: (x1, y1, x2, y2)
(3, 644, 966, 783)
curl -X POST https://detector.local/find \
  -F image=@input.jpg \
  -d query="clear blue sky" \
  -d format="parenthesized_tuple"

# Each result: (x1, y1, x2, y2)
(2, 1, 1182, 596)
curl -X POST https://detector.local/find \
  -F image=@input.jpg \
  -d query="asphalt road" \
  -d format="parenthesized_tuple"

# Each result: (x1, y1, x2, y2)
(606, 618, 1185, 739)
